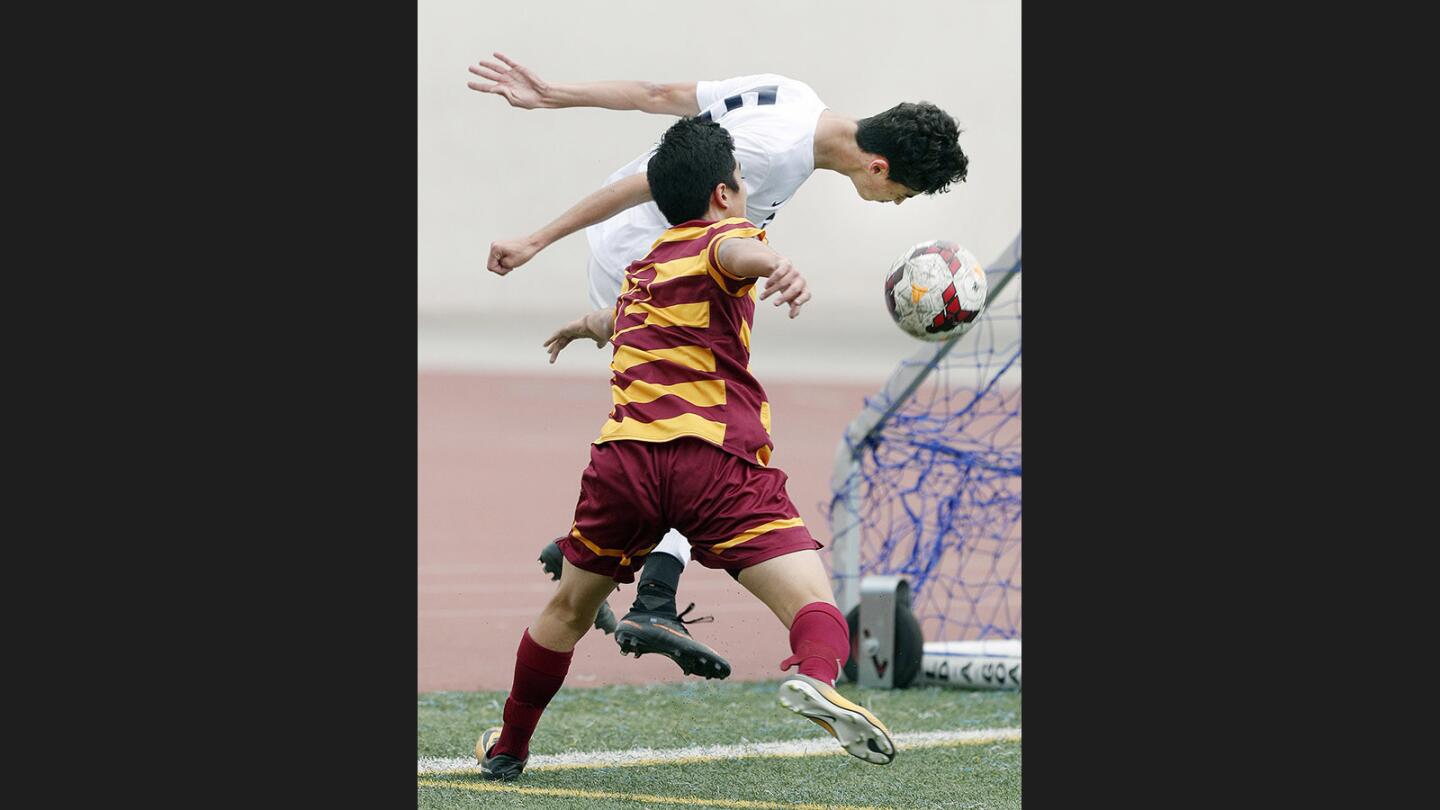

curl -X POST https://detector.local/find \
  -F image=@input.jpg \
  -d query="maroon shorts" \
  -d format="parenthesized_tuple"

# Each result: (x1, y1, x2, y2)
(555, 437, 823, 583)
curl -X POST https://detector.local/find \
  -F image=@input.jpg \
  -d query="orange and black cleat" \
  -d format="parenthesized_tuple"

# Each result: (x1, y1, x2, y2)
(614, 604, 731, 679)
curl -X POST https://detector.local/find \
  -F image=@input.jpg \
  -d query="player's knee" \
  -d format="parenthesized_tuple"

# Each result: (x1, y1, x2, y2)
(782, 591, 835, 625)
(551, 605, 596, 633)
(544, 593, 600, 631)
(773, 577, 829, 605)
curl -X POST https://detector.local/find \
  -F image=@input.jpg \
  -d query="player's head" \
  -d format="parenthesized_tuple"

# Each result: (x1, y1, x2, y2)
(852, 102, 968, 204)
(647, 117, 747, 225)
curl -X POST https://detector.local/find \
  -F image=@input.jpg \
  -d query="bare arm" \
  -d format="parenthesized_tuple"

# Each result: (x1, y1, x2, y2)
(542, 307, 614, 364)
(488, 173, 652, 276)
(715, 238, 813, 319)
(468, 53, 699, 116)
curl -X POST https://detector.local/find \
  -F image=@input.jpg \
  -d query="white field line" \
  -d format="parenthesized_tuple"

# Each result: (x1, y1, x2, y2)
(417, 727, 1021, 774)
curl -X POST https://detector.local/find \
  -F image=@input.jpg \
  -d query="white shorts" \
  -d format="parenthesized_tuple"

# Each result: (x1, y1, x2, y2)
(587, 253, 622, 311)
(584, 190, 674, 310)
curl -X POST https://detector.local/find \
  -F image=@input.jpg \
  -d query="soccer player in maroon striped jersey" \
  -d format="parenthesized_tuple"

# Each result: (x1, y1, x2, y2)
(476, 117, 895, 781)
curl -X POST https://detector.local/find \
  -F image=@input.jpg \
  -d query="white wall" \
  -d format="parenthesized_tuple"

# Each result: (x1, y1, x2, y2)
(419, 0, 1020, 380)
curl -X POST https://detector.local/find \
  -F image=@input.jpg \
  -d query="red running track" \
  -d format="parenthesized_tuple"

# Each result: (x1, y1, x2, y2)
(418, 370, 880, 692)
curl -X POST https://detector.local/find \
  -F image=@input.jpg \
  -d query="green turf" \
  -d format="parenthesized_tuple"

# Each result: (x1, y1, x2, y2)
(419, 742, 1020, 809)
(419, 679, 1020, 809)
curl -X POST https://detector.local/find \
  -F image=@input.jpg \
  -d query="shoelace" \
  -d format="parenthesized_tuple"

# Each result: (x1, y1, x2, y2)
(675, 602, 714, 625)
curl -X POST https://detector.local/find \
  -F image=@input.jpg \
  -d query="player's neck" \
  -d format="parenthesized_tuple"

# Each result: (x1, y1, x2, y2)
(812, 112, 865, 175)
(695, 205, 737, 223)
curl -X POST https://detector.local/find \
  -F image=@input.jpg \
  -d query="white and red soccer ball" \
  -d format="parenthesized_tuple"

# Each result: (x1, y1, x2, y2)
(884, 240, 987, 341)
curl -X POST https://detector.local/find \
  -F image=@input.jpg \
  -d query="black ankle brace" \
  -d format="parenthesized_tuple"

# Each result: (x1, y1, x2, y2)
(630, 551, 685, 614)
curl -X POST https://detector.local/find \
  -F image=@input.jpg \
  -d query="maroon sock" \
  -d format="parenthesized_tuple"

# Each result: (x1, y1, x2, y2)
(777, 602, 850, 685)
(492, 628, 573, 760)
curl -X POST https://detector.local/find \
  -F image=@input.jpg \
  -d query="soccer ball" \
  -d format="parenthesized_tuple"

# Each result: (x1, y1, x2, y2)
(883, 240, 987, 341)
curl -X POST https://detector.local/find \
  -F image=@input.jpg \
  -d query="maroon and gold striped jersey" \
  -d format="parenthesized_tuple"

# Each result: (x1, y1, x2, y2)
(594, 217, 776, 466)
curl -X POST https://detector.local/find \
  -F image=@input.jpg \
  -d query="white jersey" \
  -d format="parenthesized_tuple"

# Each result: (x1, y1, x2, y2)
(583, 74, 828, 308)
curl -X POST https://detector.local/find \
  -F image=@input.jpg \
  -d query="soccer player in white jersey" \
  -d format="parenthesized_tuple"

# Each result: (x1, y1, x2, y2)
(468, 52, 968, 679)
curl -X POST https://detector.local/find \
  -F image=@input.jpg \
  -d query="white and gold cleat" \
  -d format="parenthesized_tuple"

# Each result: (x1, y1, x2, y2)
(778, 673, 896, 764)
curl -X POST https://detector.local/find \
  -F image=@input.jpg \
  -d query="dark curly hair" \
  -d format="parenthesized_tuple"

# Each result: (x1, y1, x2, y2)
(647, 117, 740, 225)
(855, 102, 968, 194)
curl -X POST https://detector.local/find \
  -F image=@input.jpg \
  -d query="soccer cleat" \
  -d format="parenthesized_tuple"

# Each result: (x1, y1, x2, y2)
(613, 604, 731, 679)
(778, 673, 896, 765)
(475, 726, 527, 781)
(538, 540, 617, 634)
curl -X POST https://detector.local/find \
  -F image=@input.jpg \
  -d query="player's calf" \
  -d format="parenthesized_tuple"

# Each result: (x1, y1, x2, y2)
(480, 559, 617, 773)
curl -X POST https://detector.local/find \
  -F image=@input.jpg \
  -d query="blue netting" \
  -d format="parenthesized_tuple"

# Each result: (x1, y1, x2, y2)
(830, 243, 1021, 643)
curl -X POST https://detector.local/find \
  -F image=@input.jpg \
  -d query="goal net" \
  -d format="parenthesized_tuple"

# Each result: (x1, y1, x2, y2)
(828, 231, 1021, 670)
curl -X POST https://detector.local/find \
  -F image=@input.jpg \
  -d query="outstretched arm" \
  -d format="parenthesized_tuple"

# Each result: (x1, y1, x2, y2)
(715, 238, 812, 319)
(489, 173, 652, 276)
(542, 307, 614, 364)
(468, 52, 699, 116)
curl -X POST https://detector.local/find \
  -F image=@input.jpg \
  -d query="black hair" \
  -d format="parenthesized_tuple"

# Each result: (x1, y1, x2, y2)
(646, 117, 740, 225)
(855, 102, 968, 194)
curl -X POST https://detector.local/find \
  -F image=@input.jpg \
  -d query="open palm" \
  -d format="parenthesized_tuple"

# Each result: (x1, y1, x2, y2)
(543, 313, 608, 364)
(467, 52, 548, 109)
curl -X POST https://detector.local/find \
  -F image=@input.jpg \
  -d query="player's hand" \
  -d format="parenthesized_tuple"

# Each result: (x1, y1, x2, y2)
(542, 314, 608, 364)
(759, 258, 811, 318)
(467, 52, 549, 109)
(488, 236, 542, 276)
